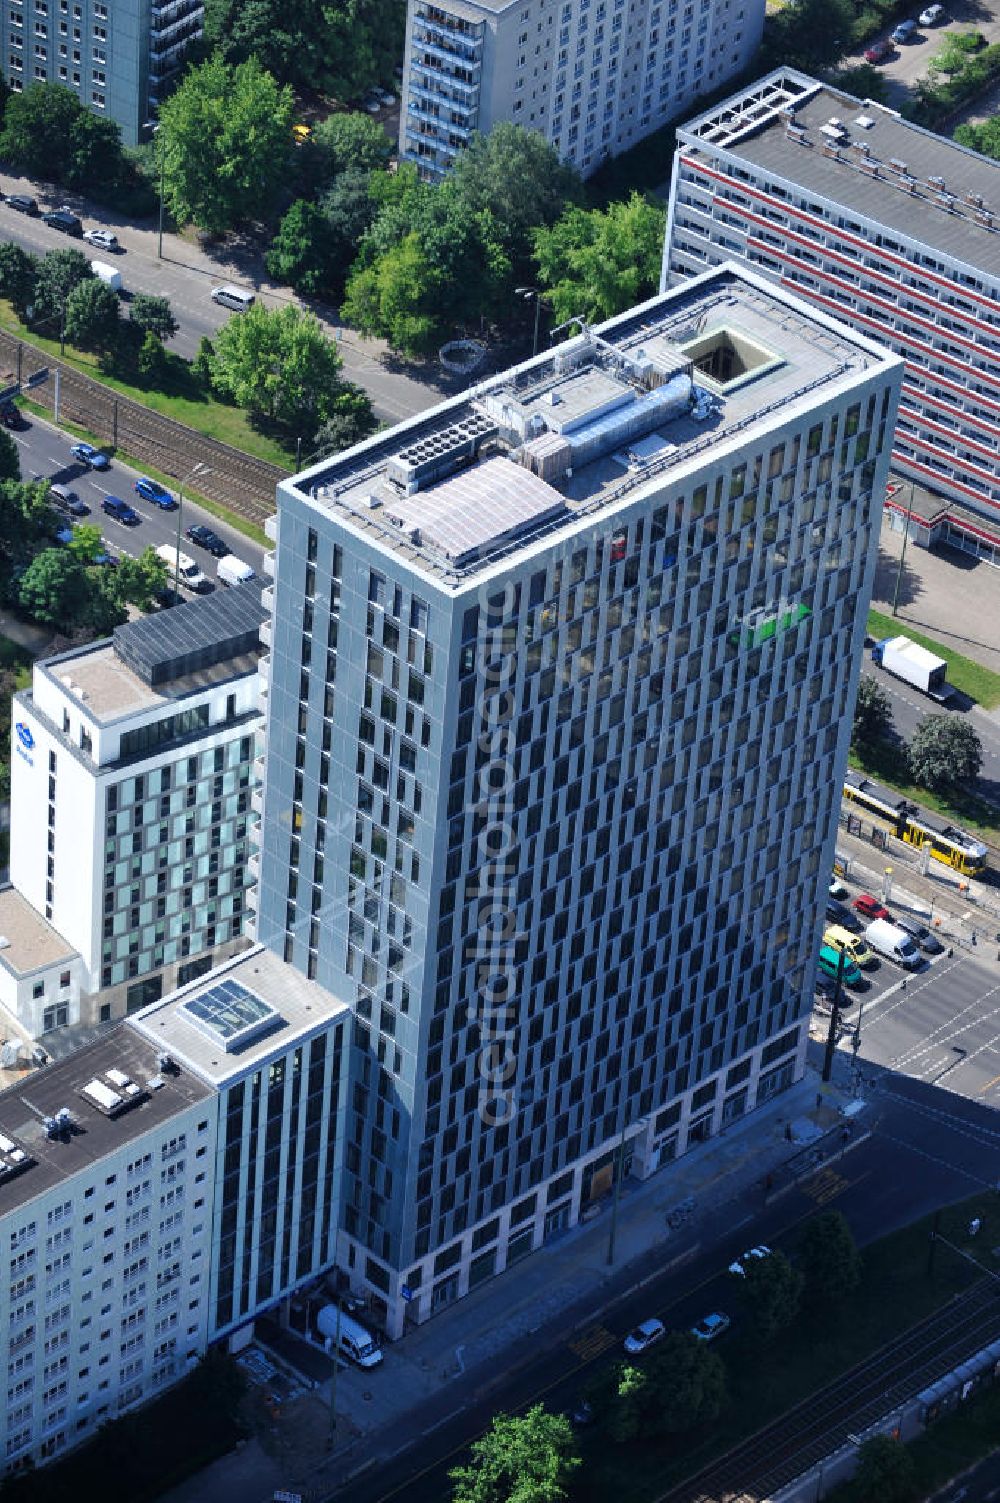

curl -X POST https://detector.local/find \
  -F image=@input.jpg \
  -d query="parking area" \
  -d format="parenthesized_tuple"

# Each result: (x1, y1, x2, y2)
(845, 0, 1000, 104)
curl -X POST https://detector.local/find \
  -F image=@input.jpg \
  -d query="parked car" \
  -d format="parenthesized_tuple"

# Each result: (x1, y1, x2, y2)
(93, 550, 118, 568)
(570, 1398, 596, 1428)
(893, 916, 945, 956)
(375, 87, 396, 106)
(53, 524, 75, 545)
(5, 193, 38, 215)
(728, 1246, 771, 1277)
(292, 123, 312, 145)
(134, 476, 176, 509)
(826, 898, 862, 934)
(0, 401, 26, 429)
(42, 206, 83, 236)
(864, 38, 895, 62)
(70, 442, 110, 470)
(852, 893, 890, 921)
(823, 925, 876, 969)
(102, 495, 140, 525)
(818, 944, 864, 987)
(691, 1312, 731, 1342)
(919, 3, 944, 22)
(50, 484, 89, 517)
(829, 877, 848, 899)
(363, 92, 383, 114)
(892, 18, 918, 41)
(815, 972, 838, 1003)
(186, 524, 230, 557)
(83, 228, 120, 251)
(624, 1318, 665, 1355)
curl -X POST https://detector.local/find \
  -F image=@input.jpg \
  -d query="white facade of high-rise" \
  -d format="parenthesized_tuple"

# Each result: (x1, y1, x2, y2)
(399, 0, 765, 179)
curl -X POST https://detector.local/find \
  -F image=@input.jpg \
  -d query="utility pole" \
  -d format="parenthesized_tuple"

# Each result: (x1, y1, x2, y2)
(822, 948, 846, 1084)
(606, 1121, 627, 1266)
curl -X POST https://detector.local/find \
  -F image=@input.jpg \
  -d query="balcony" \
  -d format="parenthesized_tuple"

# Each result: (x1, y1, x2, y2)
(265, 515, 278, 542)
(247, 852, 260, 882)
(251, 788, 264, 816)
(246, 885, 259, 912)
(410, 59, 479, 97)
(262, 550, 275, 578)
(412, 36, 482, 72)
(259, 617, 272, 647)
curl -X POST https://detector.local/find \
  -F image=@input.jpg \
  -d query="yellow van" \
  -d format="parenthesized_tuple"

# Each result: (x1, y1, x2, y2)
(823, 924, 875, 968)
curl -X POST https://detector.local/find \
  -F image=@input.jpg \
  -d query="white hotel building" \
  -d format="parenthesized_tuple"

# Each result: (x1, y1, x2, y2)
(254, 262, 902, 1337)
(8, 591, 265, 1033)
(399, 0, 764, 179)
(661, 68, 1000, 565)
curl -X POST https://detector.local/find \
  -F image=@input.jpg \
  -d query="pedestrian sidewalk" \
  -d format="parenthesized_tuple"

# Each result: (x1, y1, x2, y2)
(162, 1059, 859, 1503)
(837, 825, 1000, 933)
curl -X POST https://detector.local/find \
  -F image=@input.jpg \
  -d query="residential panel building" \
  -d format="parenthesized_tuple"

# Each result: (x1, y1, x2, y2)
(661, 68, 1000, 564)
(399, 0, 764, 179)
(253, 262, 902, 1336)
(1, 0, 202, 146)
(8, 591, 265, 1032)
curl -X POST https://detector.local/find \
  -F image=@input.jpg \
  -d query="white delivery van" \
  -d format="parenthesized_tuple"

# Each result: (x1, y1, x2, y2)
(315, 1305, 383, 1368)
(217, 554, 256, 588)
(90, 259, 123, 294)
(156, 543, 208, 592)
(211, 284, 255, 311)
(864, 919, 921, 969)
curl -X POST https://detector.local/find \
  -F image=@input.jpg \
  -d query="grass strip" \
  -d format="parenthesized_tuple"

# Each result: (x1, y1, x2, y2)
(575, 1196, 1000, 1503)
(867, 607, 1000, 711)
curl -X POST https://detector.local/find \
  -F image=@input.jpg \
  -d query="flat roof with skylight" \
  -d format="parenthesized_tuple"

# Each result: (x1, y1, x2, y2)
(288, 263, 895, 589)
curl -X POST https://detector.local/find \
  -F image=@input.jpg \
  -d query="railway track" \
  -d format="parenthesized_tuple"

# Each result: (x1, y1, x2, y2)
(661, 1279, 1000, 1503)
(0, 329, 284, 527)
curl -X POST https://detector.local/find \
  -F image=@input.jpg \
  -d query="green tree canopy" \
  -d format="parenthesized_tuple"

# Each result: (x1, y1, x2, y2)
(0, 479, 56, 602)
(757, 0, 854, 72)
(18, 548, 92, 628)
(0, 428, 20, 482)
(157, 55, 294, 234)
(954, 116, 1000, 159)
(205, 0, 404, 102)
(64, 276, 120, 353)
(0, 81, 128, 189)
(129, 294, 178, 342)
(32, 248, 93, 326)
(113, 547, 169, 611)
(0, 242, 38, 319)
(852, 675, 894, 752)
(64, 523, 105, 564)
(798, 1211, 862, 1307)
(735, 1251, 803, 1343)
(853, 1435, 917, 1503)
(534, 192, 665, 324)
(909, 714, 982, 791)
(314, 111, 393, 178)
(208, 301, 373, 440)
(605, 1332, 727, 1442)
(342, 230, 442, 358)
(320, 167, 380, 296)
(266, 199, 336, 295)
(449, 1405, 580, 1503)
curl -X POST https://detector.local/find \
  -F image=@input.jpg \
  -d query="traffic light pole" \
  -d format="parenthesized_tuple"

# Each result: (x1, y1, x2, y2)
(821, 948, 846, 1084)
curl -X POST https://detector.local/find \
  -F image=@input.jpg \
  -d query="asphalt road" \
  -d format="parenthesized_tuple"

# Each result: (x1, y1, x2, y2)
(859, 665, 1000, 785)
(337, 1077, 1000, 1503)
(845, 0, 1000, 104)
(12, 406, 266, 584)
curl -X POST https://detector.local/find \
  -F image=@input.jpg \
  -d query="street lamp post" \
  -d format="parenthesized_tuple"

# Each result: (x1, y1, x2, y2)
(171, 461, 210, 597)
(515, 286, 545, 359)
(144, 121, 165, 259)
(891, 481, 914, 617)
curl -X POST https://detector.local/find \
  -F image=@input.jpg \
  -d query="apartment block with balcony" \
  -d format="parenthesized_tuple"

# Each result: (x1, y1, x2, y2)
(8, 591, 265, 1034)
(0, 0, 203, 145)
(255, 261, 902, 1337)
(662, 68, 1000, 565)
(400, 0, 764, 179)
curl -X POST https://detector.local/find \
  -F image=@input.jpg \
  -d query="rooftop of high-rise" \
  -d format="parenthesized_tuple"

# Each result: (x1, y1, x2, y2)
(676, 68, 1000, 278)
(287, 263, 897, 589)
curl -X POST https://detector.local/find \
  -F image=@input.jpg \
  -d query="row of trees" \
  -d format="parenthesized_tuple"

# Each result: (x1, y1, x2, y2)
(0, 80, 154, 212)
(852, 677, 983, 792)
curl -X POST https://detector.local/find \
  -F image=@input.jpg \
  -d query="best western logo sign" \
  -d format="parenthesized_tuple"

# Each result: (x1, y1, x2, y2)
(14, 721, 34, 766)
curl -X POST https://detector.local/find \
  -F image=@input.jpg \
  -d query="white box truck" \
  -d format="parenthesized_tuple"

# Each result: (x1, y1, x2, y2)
(870, 635, 953, 702)
(156, 543, 208, 592)
(315, 1305, 383, 1368)
(90, 259, 123, 294)
(217, 554, 256, 588)
(864, 919, 921, 969)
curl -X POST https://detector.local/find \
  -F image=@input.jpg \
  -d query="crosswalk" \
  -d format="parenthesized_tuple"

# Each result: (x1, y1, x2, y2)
(569, 1325, 618, 1361)
(801, 1167, 849, 1205)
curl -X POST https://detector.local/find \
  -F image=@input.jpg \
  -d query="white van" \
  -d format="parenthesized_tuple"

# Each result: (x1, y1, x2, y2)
(217, 554, 256, 588)
(864, 919, 921, 969)
(90, 259, 122, 294)
(156, 543, 208, 592)
(211, 284, 255, 312)
(315, 1305, 383, 1368)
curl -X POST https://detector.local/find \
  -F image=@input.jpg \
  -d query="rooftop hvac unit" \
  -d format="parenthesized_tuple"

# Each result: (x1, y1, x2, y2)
(888, 158, 908, 173)
(852, 141, 871, 156)
(976, 209, 994, 227)
(927, 174, 946, 190)
(157, 1052, 176, 1074)
(965, 191, 983, 207)
(936, 192, 955, 210)
(859, 161, 879, 177)
(822, 143, 840, 159)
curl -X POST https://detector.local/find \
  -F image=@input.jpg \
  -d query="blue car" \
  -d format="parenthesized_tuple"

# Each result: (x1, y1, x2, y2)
(134, 476, 176, 509)
(71, 442, 110, 471)
(53, 525, 74, 545)
(102, 495, 140, 525)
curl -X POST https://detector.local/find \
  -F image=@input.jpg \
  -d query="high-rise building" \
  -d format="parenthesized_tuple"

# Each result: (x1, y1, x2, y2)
(253, 261, 902, 1336)
(0, 944, 348, 1472)
(661, 68, 1000, 565)
(398, 0, 764, 180)
(0, 0, 202, 146)
(9, 591, 264, 1032)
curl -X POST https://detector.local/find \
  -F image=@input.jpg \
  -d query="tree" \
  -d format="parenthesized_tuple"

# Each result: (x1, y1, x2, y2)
(449, 1405, 579, 1503)
(0, 429, 20, 482)
(852, 675, 893, 751)
(342, 231, 442, 358)
(18, 548, 91, 628)
(129, 293, 178, 342)
(908, 714, 982, 792)
(205, 0, 404, 103)
(0, 479, 55, 602)
(312, 408, 373, 459)
(606, 1332, 727, 1442)
(320, 168, 380, 296)
(112, 547, 169, 611)
(798, 1211, 862, 1307)
(0, 81, 128, 189)
(32, 248, 93, 327)
(208, 301, 372, 441)
(828, 65, 891, 105)
(736, 1251, 803, 1342)
(64, 523, 105, 564)
(534, 193, 666, 324)
(0, 242, 38, 319)
(313, 111, 393, 178)
(757, 0, 854, 72)
(955, 116, 1000, 160)
(137, 329, 167, 384)
(157, 55, 294, 234)
(853, 1435, 917, 1503)
(266, 199, 335, 295)
(63, 276, 120, 354)
(928, 29, 985, 79)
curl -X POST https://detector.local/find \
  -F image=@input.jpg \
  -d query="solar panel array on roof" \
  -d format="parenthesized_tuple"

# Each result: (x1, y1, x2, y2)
(382, 455, 566, 563)
(181, 978, 283, 1053)
(113, 590, 268, 687)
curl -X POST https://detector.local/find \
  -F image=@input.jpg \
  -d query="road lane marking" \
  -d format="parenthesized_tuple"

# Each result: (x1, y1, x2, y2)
(568, 1325, 616, 1360)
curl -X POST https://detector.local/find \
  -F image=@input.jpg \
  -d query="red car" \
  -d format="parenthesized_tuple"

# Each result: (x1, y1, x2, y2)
(853, 893, 890, 921)
(864, 38, 895, 63)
